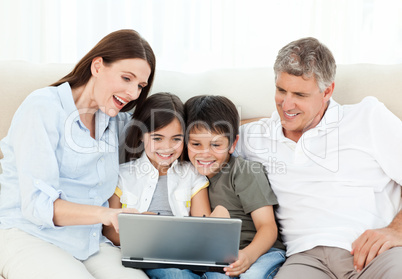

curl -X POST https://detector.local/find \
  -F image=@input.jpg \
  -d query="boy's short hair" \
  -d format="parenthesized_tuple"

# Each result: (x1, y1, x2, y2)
(184, 95, 239, 145)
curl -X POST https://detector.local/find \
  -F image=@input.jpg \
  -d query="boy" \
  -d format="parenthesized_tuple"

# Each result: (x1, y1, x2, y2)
(184, 95, 285, 279)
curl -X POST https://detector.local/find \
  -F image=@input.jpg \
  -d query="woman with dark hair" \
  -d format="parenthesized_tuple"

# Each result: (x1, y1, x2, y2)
(0, 29, 155, 278)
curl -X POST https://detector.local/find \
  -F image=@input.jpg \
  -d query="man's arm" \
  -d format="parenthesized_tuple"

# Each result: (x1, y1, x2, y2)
(352, 208, 402, 272)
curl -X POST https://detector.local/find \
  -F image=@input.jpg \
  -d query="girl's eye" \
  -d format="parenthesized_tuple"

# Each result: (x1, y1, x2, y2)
(152, 137, 161, 141)
(122, 77, 130, 82)
(173, 138, 183, 142)
(138, 84, 144, 90)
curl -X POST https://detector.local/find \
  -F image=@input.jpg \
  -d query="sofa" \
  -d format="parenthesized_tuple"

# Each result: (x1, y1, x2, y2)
(0, 61, 402, 278)
(1, 60, 402, 170)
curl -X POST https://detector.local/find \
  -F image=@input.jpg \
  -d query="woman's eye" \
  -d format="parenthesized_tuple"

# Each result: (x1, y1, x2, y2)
(152, 137, 161, 141)
(122, 77, 130, 82)
(138, 84, 144, 89)
(173, 138, 183, 142)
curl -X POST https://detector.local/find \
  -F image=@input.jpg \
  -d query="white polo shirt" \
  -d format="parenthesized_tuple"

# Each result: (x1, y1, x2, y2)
(236, 97, 402, 256)
(115, 152, 209, 217)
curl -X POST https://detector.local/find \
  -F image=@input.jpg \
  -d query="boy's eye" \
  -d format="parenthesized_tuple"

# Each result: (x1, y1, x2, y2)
(211, 144, 221, 148)
(191, 142, 200, 147)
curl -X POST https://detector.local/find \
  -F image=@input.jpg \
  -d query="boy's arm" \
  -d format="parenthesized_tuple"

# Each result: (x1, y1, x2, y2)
(224, 205, 277, 277)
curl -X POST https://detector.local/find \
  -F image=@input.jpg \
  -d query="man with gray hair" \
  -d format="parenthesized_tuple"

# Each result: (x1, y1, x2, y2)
(236, 37, 402, 278)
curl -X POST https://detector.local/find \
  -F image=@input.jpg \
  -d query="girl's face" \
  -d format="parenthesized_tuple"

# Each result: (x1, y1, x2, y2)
(142, 118, 184, 175)
(92, 58, 151, 117)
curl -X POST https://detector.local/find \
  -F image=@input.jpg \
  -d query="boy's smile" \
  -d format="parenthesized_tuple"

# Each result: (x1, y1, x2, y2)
(187, 127, 237, 179)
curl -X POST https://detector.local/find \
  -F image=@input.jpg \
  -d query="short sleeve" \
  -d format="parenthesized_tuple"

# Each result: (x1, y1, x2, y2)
(234, 158, 277, 214)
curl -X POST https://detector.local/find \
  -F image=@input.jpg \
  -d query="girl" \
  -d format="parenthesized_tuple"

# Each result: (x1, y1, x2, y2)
(104, 92, 211, 243)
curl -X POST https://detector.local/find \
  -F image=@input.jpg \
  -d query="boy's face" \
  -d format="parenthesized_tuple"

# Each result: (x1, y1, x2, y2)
(187, 127, 238, 179)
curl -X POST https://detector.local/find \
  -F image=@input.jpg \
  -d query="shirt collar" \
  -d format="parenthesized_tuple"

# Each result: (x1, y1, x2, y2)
(131, 151, 180, 178)
(57, 82, 77, 117)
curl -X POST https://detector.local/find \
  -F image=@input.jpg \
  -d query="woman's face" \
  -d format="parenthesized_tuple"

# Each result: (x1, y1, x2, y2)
(92, 58, 151, 117)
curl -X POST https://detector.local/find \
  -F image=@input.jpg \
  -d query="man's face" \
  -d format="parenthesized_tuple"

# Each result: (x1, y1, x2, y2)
(275, 72, 333, 142)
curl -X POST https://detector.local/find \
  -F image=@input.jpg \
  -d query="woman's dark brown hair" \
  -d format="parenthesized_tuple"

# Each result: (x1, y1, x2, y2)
(51, 29, 156, 112)
(124, 92, 185, 162)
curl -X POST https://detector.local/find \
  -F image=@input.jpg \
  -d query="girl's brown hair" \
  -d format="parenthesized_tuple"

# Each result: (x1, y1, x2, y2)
(124, 92, 185, 162)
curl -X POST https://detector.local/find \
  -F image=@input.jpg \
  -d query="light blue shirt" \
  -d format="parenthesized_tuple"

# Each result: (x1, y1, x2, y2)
(0, 82, 130, 260)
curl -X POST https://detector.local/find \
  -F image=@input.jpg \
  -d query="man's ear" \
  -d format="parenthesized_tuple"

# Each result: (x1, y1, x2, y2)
(228, 135, 240, 154)
(323, 82, 335, 101)
(91, 57, 103, 76)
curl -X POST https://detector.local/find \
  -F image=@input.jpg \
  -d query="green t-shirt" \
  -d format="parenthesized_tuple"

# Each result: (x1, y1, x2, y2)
(208, 155, 284, 250)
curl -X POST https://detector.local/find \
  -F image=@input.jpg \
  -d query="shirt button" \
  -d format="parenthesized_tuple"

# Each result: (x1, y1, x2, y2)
(93, 233, 97, 237)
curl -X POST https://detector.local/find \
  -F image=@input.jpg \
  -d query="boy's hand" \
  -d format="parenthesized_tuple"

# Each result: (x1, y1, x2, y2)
(223, 250, 252, 277)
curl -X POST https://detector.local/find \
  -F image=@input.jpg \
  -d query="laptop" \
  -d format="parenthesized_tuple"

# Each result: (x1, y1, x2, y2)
(118, 213, 242, 272)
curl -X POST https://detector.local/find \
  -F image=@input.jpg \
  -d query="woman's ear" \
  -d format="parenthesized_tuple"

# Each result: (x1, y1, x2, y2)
(228, 135, 239, 154)
(91, 57, 103, 76)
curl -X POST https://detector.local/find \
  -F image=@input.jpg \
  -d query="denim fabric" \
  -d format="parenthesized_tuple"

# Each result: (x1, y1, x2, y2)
(202, 247, 286, 279)
(145, 268, 201, 279)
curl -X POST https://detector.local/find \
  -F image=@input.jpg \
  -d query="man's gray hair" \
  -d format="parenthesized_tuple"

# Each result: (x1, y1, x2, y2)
(274, 37, 336, 92)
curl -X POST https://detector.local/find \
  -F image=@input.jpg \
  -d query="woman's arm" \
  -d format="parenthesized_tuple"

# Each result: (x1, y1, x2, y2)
(53, 197, 122, 228)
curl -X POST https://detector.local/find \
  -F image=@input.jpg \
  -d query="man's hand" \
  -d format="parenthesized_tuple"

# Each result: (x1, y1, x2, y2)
(223, 250, 252, 277)
(351, 227, 402, 272)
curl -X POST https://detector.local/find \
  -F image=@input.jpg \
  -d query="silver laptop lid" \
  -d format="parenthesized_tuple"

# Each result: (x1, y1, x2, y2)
(118, 214, 242, 265)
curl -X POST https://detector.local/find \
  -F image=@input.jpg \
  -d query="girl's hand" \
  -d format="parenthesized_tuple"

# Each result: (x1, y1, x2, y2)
(223, 250, 252, 277)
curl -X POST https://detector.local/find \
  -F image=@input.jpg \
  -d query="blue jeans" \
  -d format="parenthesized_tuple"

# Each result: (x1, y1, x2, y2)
(145, 268, 201, 279)
(202, 247, 286, 279)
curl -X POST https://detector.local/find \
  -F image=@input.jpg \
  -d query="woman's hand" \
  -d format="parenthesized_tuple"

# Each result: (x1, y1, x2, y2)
(101, 207, 139, 233)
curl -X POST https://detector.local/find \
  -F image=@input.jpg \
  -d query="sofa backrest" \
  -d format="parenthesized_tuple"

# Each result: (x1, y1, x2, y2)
(1, 60, 402, 161)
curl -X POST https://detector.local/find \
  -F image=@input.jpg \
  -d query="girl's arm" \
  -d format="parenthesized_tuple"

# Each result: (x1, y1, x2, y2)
(224, 205, 277, 277)
(189, 188, 211, 217)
